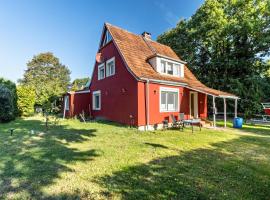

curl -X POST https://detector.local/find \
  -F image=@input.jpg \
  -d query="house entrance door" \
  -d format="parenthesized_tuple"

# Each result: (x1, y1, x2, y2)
(190, 92, 198, 119)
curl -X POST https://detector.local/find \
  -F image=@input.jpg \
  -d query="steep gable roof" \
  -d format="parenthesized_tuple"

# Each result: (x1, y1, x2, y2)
(105, 23, 237, 98)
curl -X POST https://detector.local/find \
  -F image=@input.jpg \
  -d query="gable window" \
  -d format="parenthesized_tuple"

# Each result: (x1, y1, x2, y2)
(160, 87, 179, 112)
(159, 58, 184, 78)
(106, 57, 115, 77)
(102, 29, 112, 47)
(92, 91, 101, 110)
(98, 63, 105, 80)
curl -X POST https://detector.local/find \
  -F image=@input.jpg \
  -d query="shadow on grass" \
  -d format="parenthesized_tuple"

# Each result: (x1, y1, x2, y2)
(144, 142, 169, 149)
(97, 134, 270, 200)
(0, 118, 98, 199)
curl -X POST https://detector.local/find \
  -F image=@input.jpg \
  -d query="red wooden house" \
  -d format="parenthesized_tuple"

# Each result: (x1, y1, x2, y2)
(64, 23, 238, 130)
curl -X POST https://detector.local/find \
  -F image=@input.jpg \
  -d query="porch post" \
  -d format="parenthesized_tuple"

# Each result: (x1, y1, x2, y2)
(213, 96, 216, 128)
(234, 98, 238, 118)
(224, 98, 227, 128)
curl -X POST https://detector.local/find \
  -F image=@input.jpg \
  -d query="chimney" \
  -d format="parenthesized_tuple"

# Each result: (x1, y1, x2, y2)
(142, 31, 151, 40)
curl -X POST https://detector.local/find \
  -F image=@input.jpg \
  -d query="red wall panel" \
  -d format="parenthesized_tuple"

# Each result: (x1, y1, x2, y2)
(90, 42, 138, 125)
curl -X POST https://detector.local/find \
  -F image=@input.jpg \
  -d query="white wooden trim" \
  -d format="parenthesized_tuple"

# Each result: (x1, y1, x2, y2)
(189, 91, 198, 118)
(159, 87, 180, 113)
(213, 96, 216, 128)
(235, 99, 238, 118)
(92, 90, 101, 110)
(224, 98, 227, 128)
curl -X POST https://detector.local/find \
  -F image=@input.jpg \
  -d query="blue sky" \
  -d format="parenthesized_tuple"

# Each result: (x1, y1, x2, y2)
(0, 0, 204, 83)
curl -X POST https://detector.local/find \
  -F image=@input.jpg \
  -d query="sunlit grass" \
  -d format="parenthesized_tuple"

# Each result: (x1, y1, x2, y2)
(0, 116, 270, 199)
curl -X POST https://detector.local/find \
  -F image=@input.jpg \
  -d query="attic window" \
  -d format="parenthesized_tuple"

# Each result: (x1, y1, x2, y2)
(159, 58, 184, 78)
(102, 29, 112, 47)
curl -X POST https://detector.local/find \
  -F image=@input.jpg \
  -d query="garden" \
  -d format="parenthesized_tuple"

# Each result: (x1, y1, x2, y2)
(0, 116, 269, 199)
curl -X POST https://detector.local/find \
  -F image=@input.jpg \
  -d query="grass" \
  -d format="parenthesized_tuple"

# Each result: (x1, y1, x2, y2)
(0, 116, 270, 199)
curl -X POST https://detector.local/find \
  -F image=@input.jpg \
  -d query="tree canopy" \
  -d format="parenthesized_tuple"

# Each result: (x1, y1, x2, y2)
(71, 77, 90, 91)
(158, 0, 270, 116)
(20, 52, 71, 108)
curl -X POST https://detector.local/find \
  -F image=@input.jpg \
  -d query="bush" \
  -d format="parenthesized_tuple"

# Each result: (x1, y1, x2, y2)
(0, 85, 15, 122)
(0, 78, 18, 116)
(17, 85, 35, 116)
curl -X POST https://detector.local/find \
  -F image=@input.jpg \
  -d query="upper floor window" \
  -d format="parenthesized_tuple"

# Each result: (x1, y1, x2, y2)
(102, 30, 112, 47)
(98, 63, 105, 80)
(106, 57, 115, 77)
(160, 59, 184, 77)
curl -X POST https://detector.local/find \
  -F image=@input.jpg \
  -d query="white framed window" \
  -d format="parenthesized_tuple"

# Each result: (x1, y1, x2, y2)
(64, 96, 69, 111)
(92, 90, 101, 110)
(102, 30, 112, 47)
(159, 58, 184, 78)
(106, 57, 115, 77)
(160, 87, 179, 112)
(98, 63, 105, 80)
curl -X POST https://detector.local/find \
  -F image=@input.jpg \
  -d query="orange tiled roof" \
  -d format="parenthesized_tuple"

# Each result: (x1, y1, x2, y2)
(105, 23, 237, 98)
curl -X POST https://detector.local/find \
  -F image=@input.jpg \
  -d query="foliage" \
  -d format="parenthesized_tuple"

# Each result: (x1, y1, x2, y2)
(0, 117, 270, 199)
(0, 84, 15, 122)
(0, 78, 18, 116)
(71, 77, 90, 91)
(19, 52, 71, 110)
(158, 0, 270, 116)
(17, 85, 36, 116)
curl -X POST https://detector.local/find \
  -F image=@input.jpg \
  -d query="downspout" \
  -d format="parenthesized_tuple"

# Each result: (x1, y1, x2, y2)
(145, 79, 150, 130)
(63, 95, 67, 119)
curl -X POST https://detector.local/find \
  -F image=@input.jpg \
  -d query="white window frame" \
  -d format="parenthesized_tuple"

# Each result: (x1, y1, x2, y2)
(159, 87, 179, 112)
(106, 57, 115, 77)
(159, 58, 184, 78)
(92, 90, 101, 110)
(98, 63, 105, 80)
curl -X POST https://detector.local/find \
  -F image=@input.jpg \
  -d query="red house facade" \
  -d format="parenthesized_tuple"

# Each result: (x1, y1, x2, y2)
(64, 23, 238, 130)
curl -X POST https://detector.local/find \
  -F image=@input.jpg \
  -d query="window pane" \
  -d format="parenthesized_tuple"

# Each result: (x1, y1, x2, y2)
(161, 60, 166, 73)
(174, 64, 180, 76)
(95, 95, 100, 109)
(167, 62, 173, 75)
(161, 91, 167, 110)
(167, 92, 174, 110)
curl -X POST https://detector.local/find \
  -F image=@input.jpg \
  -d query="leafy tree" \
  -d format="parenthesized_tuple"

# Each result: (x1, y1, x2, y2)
(0, 78, 18, 116)
(17, 85, 36, 116)
(0, 85, 15, 122)
(158, 0, 270, 116)
(71, 77, 90, 91)
(20, 52, 71, 110)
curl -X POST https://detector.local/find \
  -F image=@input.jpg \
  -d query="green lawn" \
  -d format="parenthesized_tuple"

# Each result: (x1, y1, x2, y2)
(0, 116, 270, 200)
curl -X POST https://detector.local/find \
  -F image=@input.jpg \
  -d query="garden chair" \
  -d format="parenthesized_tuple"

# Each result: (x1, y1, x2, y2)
(170, 114, 183, 131)
(178, 113, 185, 131)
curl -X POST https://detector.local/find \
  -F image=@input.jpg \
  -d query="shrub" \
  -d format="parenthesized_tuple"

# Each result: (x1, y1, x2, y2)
(0, 84, 15, 122)
(0, 78, 18, 116)
(17, 85, 35, 116)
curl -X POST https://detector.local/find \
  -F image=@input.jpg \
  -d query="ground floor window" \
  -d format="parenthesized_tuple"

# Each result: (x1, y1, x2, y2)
(160, 87, 179, 112)
(92, 91, 101, 110)
(64, 96, 70, 111)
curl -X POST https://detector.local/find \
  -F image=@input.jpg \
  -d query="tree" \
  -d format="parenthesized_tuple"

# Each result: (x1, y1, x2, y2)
(71, 77, 90, 91)
(158, 0, 270, 116)
(0, 78, 18, 116)
(17, 85, 36, 116)
(0, 85, 15, 122)
(20, 52, 71, 110)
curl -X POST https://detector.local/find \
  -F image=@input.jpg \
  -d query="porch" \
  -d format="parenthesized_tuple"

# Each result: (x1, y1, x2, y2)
(187, 86, 239, 128)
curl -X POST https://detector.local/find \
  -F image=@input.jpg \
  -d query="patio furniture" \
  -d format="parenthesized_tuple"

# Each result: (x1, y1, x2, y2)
(170, 114, 184, 131)
(162, 120, 169, 130)
(182, 119, 202, 133)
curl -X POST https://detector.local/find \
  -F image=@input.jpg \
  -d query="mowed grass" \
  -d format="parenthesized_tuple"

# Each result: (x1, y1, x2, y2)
(0, 116, 270, 199)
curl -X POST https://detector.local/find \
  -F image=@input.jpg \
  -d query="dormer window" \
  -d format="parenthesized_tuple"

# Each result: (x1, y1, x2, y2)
(102, 29, 112, 47)
(158, 58, 184, 77)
